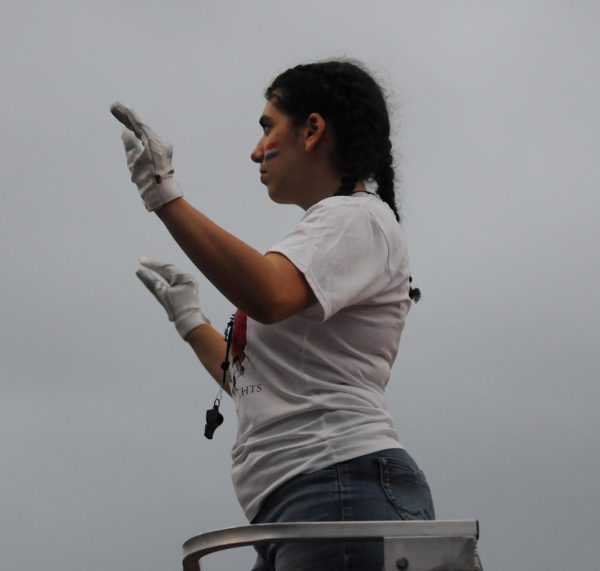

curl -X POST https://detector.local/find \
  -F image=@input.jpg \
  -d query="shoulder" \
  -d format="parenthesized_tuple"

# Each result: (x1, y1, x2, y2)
(270, 193, 404, 258)
(302, 193, 398, 229)
(319, 194, 409, 271)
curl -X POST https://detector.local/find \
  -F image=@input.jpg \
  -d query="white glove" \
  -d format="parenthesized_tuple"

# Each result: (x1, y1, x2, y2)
(136, 257, 210, 339)
(110, 102, 183, 211)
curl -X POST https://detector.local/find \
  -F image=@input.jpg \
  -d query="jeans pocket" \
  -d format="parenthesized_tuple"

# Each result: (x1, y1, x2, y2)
(378, 457, 435, 520)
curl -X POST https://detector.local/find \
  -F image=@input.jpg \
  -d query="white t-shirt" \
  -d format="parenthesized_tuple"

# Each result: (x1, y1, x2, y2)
(230, 193, 412, 521)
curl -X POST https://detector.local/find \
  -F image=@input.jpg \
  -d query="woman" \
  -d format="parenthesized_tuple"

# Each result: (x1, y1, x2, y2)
(111, 60, 434, 571)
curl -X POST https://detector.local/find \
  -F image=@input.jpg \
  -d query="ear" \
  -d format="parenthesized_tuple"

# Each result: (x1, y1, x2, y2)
(303, 113, 326, 153)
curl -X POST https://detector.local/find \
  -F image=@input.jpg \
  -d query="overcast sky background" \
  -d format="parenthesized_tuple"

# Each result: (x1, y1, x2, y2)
(1, 1, 598, 569)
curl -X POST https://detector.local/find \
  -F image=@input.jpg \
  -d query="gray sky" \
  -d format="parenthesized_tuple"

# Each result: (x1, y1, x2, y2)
(1, 1, 598, 569)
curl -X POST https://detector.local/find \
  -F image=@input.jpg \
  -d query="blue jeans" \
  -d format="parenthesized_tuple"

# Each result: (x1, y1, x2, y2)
(250, 448, 435, 571)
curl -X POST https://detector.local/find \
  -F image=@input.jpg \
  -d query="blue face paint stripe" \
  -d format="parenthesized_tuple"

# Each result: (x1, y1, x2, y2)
(264, 143, 279, 161)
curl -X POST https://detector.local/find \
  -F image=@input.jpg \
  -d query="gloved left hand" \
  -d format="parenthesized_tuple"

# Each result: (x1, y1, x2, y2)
(110, 102, 183, 211)
(135, 257, 210, 339)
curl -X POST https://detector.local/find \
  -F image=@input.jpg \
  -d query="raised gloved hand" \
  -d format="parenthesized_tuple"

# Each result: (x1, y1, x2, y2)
(136, 257, 210, 339)
(110, 102, 183, 211)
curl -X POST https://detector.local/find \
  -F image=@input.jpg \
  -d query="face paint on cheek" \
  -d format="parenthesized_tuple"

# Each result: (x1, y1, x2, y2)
(264, 142, 280, 161)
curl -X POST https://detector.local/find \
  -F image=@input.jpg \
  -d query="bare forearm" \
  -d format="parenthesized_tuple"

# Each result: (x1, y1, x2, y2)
(157, 198, 280, 322)
(155, 197, 316, 322)
(185, 324, 230, 394)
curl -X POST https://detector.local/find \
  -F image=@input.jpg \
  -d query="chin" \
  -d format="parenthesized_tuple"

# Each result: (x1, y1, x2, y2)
(267, 186, 285, 204)
(267, 183, 297, 206)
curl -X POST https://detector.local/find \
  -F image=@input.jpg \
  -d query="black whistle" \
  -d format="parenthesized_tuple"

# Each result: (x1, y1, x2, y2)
(204, 405, 224, 439)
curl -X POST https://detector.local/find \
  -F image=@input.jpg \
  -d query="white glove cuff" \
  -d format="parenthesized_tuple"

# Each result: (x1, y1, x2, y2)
(175, 308, 211, 339)
(142, 178, 183, 212)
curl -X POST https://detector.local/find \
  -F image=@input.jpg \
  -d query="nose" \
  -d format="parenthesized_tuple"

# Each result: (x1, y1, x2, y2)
(250, 140, 263, 164)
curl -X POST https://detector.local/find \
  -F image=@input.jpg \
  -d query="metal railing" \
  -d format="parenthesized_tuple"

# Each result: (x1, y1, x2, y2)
(182, 520, 481, 570)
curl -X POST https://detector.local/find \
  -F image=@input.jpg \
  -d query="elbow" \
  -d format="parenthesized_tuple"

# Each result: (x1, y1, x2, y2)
(240, 254, 317, 324)
(244, 293, 297, 325)
(238, 273, 317, 324)
(246, 304, 287, 325)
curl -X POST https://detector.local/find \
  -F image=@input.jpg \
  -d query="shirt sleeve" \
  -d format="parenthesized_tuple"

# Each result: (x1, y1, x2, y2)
(268, 198, 392, 320)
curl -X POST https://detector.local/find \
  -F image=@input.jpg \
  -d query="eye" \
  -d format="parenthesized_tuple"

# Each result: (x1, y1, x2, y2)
(259, 116, 274, 135)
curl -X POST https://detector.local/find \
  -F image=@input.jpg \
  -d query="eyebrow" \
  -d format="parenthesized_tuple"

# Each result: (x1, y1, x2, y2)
(259, 115, 273, 128)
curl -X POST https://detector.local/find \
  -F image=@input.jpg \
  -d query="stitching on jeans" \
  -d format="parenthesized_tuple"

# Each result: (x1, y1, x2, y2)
(381, 457, 428, 483)
(337, 463, 353, 521)
(378, 457, 426, 520)
(336, 463, 350, 569)
(379, 457, 409, 520)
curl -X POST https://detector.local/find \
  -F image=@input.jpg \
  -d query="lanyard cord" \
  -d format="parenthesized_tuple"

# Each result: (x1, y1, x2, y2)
(204, 314, 234, 440)
(216, 313, 235, 406)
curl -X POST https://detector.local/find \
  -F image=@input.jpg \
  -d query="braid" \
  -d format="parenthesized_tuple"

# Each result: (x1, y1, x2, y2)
(374, 138, 400, 221)
(338, 173, 358, 196)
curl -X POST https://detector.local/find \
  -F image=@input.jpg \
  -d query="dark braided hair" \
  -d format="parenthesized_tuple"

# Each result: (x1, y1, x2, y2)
(266, 60, 420, 302)
(265, 60, 400, 221)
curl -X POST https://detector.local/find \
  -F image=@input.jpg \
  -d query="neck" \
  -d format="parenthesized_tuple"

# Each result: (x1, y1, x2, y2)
(296, 169, 366, 210)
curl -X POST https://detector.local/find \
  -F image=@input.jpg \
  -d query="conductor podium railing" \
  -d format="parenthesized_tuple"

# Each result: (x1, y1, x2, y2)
(182, 520, 482, 570)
